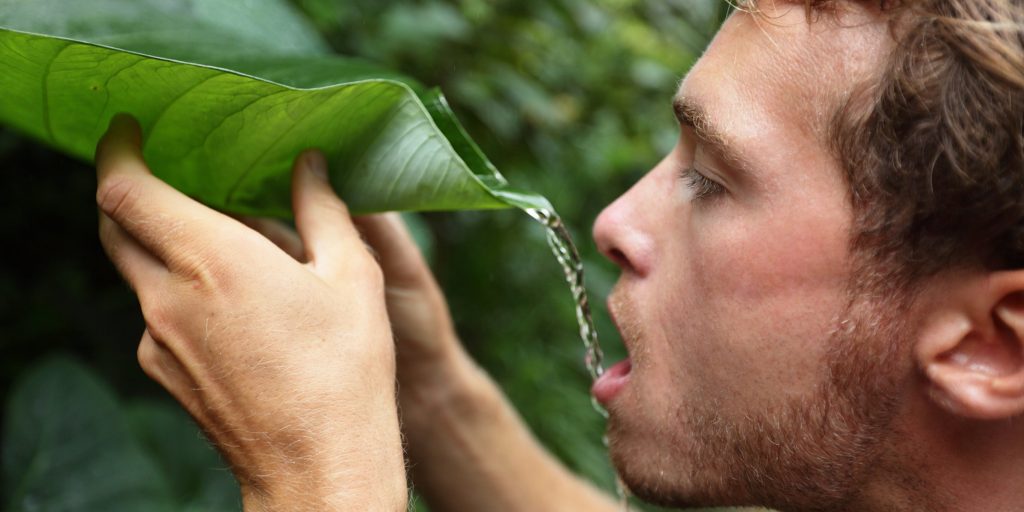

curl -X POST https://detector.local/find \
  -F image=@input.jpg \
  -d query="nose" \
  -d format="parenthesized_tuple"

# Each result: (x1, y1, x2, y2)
(593, 170, 659, 277)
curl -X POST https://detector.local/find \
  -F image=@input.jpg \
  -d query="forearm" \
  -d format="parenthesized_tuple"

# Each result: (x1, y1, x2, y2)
(399, 348, 618, 512)
(352, 214, 615, 510)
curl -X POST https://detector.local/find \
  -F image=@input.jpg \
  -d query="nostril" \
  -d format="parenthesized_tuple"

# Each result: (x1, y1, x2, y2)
(608, 248, 629, 268)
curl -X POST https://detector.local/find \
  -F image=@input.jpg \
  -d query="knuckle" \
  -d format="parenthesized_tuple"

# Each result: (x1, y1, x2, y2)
(96, 176, 142, 220)
(97, 216, 119, 251)
(183, 248, 234, 294)
(141, 299, 177, 343)
(137, 336, 160, 372)
(166, 228, 237, 294)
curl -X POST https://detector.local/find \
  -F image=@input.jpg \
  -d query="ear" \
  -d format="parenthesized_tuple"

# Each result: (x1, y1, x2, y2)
(915, 270, 1024, 420)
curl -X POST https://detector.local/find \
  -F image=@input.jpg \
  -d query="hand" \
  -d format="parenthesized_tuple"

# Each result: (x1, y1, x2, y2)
(243, 175, 621, 512)
(95, 115, 407, 511)
(245, 213, 468, 389)
(356, 216, 619, 512)
(355, 215, 462, 372)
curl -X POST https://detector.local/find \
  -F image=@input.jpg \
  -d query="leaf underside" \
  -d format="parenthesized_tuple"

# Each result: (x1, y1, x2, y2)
(0, 0, 551, 216)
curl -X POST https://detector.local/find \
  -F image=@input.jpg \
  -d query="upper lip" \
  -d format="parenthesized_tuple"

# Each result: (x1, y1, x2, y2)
(605, 293, 631, 354)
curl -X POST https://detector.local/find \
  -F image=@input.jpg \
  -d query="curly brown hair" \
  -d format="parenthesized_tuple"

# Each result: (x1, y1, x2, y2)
(750, 0, 1024, 286)
(838, 0, 1024, 287)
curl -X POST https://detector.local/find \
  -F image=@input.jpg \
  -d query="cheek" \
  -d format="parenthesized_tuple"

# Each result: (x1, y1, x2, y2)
(703, 214, 849, 299)
(674, 201, 853, 403)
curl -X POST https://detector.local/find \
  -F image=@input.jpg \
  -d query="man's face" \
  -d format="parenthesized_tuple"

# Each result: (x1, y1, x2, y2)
(592, 5, 906, 510)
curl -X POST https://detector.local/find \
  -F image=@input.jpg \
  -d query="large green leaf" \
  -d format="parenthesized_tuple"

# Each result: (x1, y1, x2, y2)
(125, 401, 240, 512)
(2, 357, 173, 512)
(0, 0, 550, 216)
(2, 357, 241, 512)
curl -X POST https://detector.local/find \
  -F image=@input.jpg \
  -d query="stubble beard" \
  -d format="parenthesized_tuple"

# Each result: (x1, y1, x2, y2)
(608, 283, 916, 512)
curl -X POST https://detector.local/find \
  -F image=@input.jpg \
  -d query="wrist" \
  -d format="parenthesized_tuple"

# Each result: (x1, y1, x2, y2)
(397, 329, 473, 393)
(242, 483, 408, 512)
(398, 345, 499, 427)
(237, 398, 408, 512)
(239, 448, 409, 512)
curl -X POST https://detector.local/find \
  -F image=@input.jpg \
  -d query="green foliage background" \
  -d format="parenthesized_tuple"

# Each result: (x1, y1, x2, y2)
(0, 0, 729, 509)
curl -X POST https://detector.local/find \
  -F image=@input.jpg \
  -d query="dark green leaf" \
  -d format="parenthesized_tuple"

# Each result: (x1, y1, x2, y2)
(2, 356, 172, 512)
(125, 401, 240, 511)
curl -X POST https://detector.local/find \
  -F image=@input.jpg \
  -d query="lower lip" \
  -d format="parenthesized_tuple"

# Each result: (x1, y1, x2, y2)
(592, 358, 632, 405)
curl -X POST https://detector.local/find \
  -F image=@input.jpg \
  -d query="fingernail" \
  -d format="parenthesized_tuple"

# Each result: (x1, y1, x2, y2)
(305, 150, 328, 181)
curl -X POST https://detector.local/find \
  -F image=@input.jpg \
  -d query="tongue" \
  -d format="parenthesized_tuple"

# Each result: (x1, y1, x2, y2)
(591, 358, 632, 405)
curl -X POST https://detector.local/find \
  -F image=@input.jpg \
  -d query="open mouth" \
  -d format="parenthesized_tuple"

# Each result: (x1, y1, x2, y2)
(592, 358, 632, 405)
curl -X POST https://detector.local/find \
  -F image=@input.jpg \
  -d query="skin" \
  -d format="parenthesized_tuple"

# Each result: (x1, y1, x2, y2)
(95, 116, 406, 511)
(591, 5, 892, 508)
(587, 5, 1024, 510)
(95, 3, 1024, 511)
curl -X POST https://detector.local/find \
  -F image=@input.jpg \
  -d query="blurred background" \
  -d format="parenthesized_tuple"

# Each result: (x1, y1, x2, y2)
(0, 0, 728, 509)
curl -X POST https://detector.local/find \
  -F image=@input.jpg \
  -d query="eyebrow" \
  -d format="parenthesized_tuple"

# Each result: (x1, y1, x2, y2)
(672, 94, 754, 179)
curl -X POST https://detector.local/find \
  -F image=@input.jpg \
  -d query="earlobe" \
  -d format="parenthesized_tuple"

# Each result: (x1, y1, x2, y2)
(917, 272, 1024, 420)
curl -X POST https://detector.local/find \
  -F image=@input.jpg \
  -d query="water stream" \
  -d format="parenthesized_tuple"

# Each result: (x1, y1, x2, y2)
(524, 208, 605, 383)
(524, 207, 633, 510)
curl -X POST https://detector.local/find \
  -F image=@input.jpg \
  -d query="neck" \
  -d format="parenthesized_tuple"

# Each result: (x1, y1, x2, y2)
(848, 388, 1024, 512)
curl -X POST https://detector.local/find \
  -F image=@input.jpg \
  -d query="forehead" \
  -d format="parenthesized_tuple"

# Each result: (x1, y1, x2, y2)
(679, 5, 891, 172)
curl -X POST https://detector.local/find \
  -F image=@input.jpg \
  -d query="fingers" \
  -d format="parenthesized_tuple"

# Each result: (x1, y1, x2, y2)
(98, 211, 168, 291)
(291, 150, 367, 278)
(94, 113, 143, 165)
(95, 114, 233, 272)
(239, 217, 305, 261)
(137, 329, 210, 427)
(354, 214, 433, 287)
(355, 213, 456, 361)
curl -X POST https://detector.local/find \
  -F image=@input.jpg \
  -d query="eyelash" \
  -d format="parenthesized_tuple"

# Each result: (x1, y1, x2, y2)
(679, 166, 725, 200)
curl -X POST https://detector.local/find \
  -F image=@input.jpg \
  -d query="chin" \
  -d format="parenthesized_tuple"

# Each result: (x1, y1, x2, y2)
(601, 368, 793, 510)
(606, 421, 732, 509)
(604, 357, 909, 512)
(603, 385, 718, 509)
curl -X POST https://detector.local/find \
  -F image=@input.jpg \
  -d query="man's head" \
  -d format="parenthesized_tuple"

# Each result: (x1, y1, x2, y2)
(591, 1, 1024, 510)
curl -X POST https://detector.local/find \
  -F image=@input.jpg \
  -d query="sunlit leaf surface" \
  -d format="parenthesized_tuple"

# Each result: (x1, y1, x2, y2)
(0, 0, 549, 216)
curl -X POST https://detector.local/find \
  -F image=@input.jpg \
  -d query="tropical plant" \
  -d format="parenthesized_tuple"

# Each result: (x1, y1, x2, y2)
(0, 0, 548, 216)
(3, 357, 239, 511)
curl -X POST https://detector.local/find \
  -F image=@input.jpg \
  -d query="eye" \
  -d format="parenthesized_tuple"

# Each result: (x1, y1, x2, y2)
(679, 166, 725, 200)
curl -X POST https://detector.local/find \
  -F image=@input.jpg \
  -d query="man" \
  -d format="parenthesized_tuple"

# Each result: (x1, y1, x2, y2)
(94, 0, 1024, 510)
